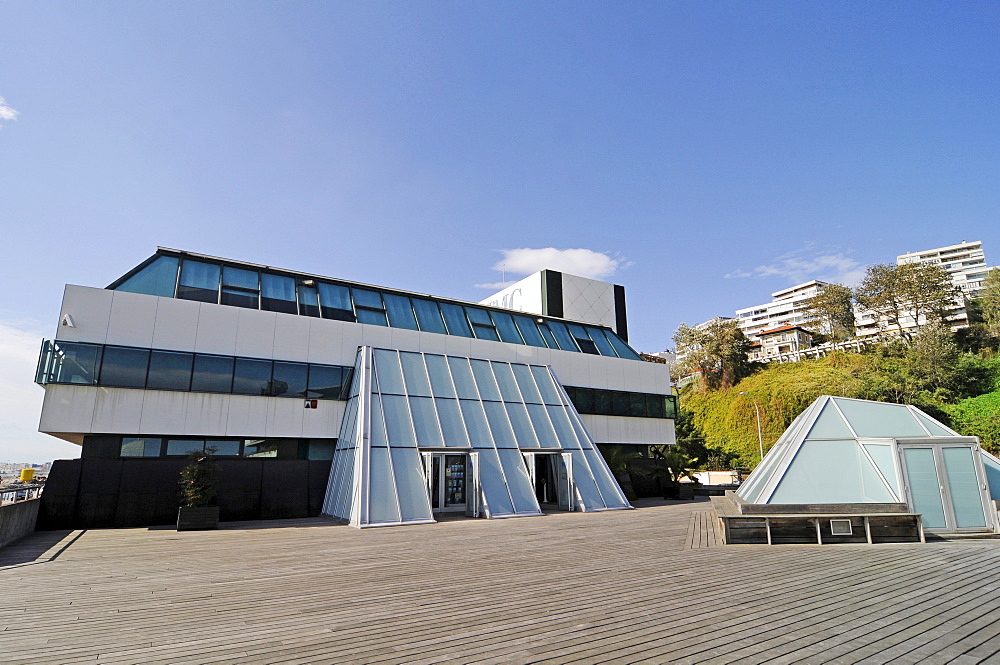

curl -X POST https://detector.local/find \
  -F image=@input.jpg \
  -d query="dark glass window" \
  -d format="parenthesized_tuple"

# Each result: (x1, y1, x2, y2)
(491, 312, 524, 344)
(297, 285, 320, 317)
(440, 303, 473, 337)
(146, 351, 193, 391)
(341, 367, 356, 399)
(120, 437, 162, 457)
(646, 394, 666, 419)
(384, 294, 418, 330)
(271, 361, 308, 397)
(573, 387, 595, 414)
(513, 316, 547, 348)
(664, 395, 678, 419)
(538, 323, 559, 349)
(628, 393, 647, 417)
(568, 325, 600, 355)
(585, 326, 618, 357)
(191, 354, 234, 393)
(466, 308, 500, 342)
(299, 439, 336, 460)
(595, 390, 613, 416)
(177, 260, 220, 303)
(318, 283, 355, 321)
(115, 256, 179, 298)
(221, 266, 259, 309)
(244, 439, 279, 457)
(307, 365, 344, 399)
(100, 346, 149, 388)
(261, 273, 297, 314)
(233, 358, 273, 395)
(412, 299, 447, 334)
(353, 289, 388, 326)
(205, 439, 241, 456)
(604, 330, 642, 360)
(612, 391, 630, 416)
(167, 439, 204, 456)
(45, 341, 102, 385)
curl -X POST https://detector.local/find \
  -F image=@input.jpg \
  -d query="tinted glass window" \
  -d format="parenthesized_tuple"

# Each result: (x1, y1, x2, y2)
(628, 393, 647, 417)
(206, 439, 241, 456)
(233, 358, 273, 395)
(604, 330, 642, 360)
(595, 390, 613, 415)
(424, 355, 455, 397)
(384, 294, 418, 330)
(177, 260, 220, 303)
(115, 256, 179, 298)
(491, 312, 524, 344)
(318, 283, 355, 321)
(100, 346, 149, 388)
(356, 308, 389, 326)
(573, 387, 595, 413)
(568, 324, 599, 355)
(167, 439, 204, 456)
(271, 361, 308, 397)
(547, 322, 580, 352)
(222, 266, 259, 290)
(586, 326, 618, 357)
(297, 285, 320, 317)
(307, 365, 343, 399)
(612, 391, 630, 415)
(121, 437, 162, 457)
(646, 394, 666, 419)
(471, 324, 500, 341)
(47, 341, 102, 385)
(399, 352, 431, 396)
(465, 308, 493, 326)
(352, 288, 384, 309)
(513, 316, 547, 348)
(146, 351, 193, 391)
(412, 299, 447, 334)
(261, 274, 296, 314)
(191, 355, 234, 393)
(244, 440, 279, 457)
(439, 303, 473, 337)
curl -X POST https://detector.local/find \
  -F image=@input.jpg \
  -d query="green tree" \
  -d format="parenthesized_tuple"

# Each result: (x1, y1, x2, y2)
(980, 268, 1000, 337)
(854, 262, 958, 339)
(673, 318, 753, 391)
(802, 283, 855, 342)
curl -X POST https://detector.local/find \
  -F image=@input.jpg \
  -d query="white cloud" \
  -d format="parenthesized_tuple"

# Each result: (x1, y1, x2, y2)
(0, 97, 19, 122)
(484, 247, 628, 285)
(474, 280, 517, 290)
(0, 317, 78, 463)
(725, 246, 865, 286)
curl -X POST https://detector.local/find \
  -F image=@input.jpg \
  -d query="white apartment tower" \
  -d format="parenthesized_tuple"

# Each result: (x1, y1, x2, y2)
(734, 281, 829, 342)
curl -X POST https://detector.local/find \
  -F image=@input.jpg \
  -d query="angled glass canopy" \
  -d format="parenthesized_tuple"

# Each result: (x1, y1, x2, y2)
(322, 347, 631, 527)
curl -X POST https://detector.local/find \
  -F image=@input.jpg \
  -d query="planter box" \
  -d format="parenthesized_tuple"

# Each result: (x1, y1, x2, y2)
(177, 506, 219, 531)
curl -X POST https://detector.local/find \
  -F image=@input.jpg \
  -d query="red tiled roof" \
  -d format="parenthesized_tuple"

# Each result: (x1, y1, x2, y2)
(758, 324, 811, 336)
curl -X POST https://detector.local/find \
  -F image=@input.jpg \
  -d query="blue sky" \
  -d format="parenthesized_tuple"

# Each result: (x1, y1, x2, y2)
(1, 1, 998, 462)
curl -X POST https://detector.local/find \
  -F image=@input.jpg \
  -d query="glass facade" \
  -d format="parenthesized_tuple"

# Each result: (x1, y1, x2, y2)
(109, 251, 642, 360)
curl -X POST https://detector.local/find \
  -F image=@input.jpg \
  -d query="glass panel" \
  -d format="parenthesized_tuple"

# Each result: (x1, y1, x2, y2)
(514, 316, 548, 348)
(351, 288, 383, 309)
(505, 402, 539, 449)
(471, 324, 500, 342)
(594, 390, 613, 415)
(373, 350, 405, 395)
(356, 308, 388, 326)
(646, 394, 666, 419)
(470, 360, 501, 401)
(381, 394, 416, 446)
(221, 287, 259, 309)
(244, 439, 279, 457)
(806, 404, 855, 439)
(460, 399, 493, 447)
(477, 448, 515, 516)
(530, 366, 562, 405)
(206, 440, 240, 456)
(424, 355, 456, 397)
(399, 352, 431, 396)
(47, 341, 102, 385)
(368, 447, 401, 523)
(120, 437, 161, 457)
(115, 255, 179, 297)
(177, 260, 220, 303)
(307, 365, 344, 399)
(484, 402, 517, 448)
(303, 440, 336, 460)
(191, 354, 234, 393)
(390, 447, 433, 522)
(586, 326, 617, 357)
(222, 266, 259, 290)
(628, 393, 647, 418)
(538, 323, 559, 349)
(914, 411, 956, 437)
(568, 324, 600, 355)
(318, 283, 355, 321)
(465, 308, 494, 326)
(528, 404, 559, 447)
(492, 312, 524, 344)
(497, 448, 539, 512)
(512, 364, 542, 404)
(903, 448, 947, 528)
(612, 391, 630, 416)
(546, 321, 579, 352)
(584, 447, 628, 508)
(409, 396, 444, 446)
(435, 398, 470, 447)
(99, 346, 149, 388)
(547, 405, 582, 449)
(146, 351, 193, 391)
(369, 395, 387, 447)
(570, 450, 604, 510)
(491, 362, 521, 402)
(232, 358, 273, 396)
(604, 330, 642, 360)
(167, 439, 204, 456)
(271, 361, 308, 398)
(984, 453, 1000, 500)
(771, 440, 895, 504)
(412, 299, 447, 334)
(297, 285, 320, 317)
(384, 293, 418, 330)
(447, 357, 479, 399)
(440, 303, 473, 337)
(943, 447, 987, 528)
(833, 398, 927, 438)
(664, 395, 679, 420)
(261, 273, 297, 314)
(864, 444, 900, 497)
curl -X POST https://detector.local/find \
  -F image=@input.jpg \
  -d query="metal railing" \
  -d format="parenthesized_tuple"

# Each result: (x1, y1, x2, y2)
(0, 483, 44, 506)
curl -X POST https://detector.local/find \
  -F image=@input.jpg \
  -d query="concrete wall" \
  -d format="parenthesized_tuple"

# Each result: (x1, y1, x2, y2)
(0, 499, 40, 548)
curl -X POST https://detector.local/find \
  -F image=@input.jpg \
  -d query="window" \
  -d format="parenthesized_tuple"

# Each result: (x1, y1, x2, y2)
(100, 346, 150, 388)
(120, 437, 162, 457)
(383, 293, 418, 330)
(233, 358, 273, 396)
(318, 283, 355, 321)
(205, 439, 241, 456)
(221, 266, 259, 309)
(244, 440, 279, 457)
(491, 312, 524, 345)
(37, 340, 102, 385)
(545, 321, 579, 352)
(261, 273, 296, 314)
(271, 361, 308, 397)
(177, 260, 220, 303)
(439, 303, 473, 337)
(307, 365, 344, 399)
(567, 324, 599, 355)
(297, 284, 320, 317)
(166, 439, 205, 456)
(191, 354, 234, 393)
(115, 256, 180, 298)
(466, 308, 500, 341)
(585, 326, 618, 357)
(352, 289, 388, 326)
(412, 299, 447, 334)
(146, 350, 193, 391)
(513, 316, 547, 348)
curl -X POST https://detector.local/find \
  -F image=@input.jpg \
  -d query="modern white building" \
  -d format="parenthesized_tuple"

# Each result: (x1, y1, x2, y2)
(35, 248, 675, 529)
(734, 281, 828, 342)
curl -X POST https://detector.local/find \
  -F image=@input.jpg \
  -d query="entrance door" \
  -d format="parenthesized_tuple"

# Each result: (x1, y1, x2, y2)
(523, 453, 575, 511)
(424, 453, 471, 514)
(899, 444, 992, 531)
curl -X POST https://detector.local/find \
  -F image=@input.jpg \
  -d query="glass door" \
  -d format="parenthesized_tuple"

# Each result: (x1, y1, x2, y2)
(425, 453, 469, 514)
(558, 452, 575, 512)
(899, 444, 991, 531)
(465, 452, 480, 518)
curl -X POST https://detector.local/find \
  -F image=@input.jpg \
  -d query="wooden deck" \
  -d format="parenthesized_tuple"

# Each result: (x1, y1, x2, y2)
(3, 498, 1000, 664)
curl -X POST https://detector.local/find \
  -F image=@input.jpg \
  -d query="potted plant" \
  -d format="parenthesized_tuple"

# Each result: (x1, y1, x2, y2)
(648, 446, 700, 500)
(177, 448, 219, 530)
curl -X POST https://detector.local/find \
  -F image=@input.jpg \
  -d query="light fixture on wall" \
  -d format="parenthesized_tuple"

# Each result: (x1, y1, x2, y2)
(302, 279, 315, 286)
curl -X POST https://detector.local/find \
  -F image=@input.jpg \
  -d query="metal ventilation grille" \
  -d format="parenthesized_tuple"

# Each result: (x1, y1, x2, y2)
(830, 519, 853, 536)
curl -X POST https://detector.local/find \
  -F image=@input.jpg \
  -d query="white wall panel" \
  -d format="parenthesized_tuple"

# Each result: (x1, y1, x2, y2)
(56, 286, 113, 344)
(91, 388, 144, 434)
(335, 323, 365, 365)
(194, 304, 239, 356)
(105, 291, 159, 348)
(234, 309, 277, 358)
(307, 318, 342, 365)
(302, 400, 346, 438)
(183, 393, 230, 435)
(265, 398, 304, 438)
(389, 327, 422, 354)
(416, 332, 448, 356)
(151, 297, 201, 351)
(443, 334, 472, 358)
(272, 314, 312, 362)
(39, 385, 97, 434)
(359, 323, 394, 351)
(137, 391, 189, 435)
(226, 395, 269, 436)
